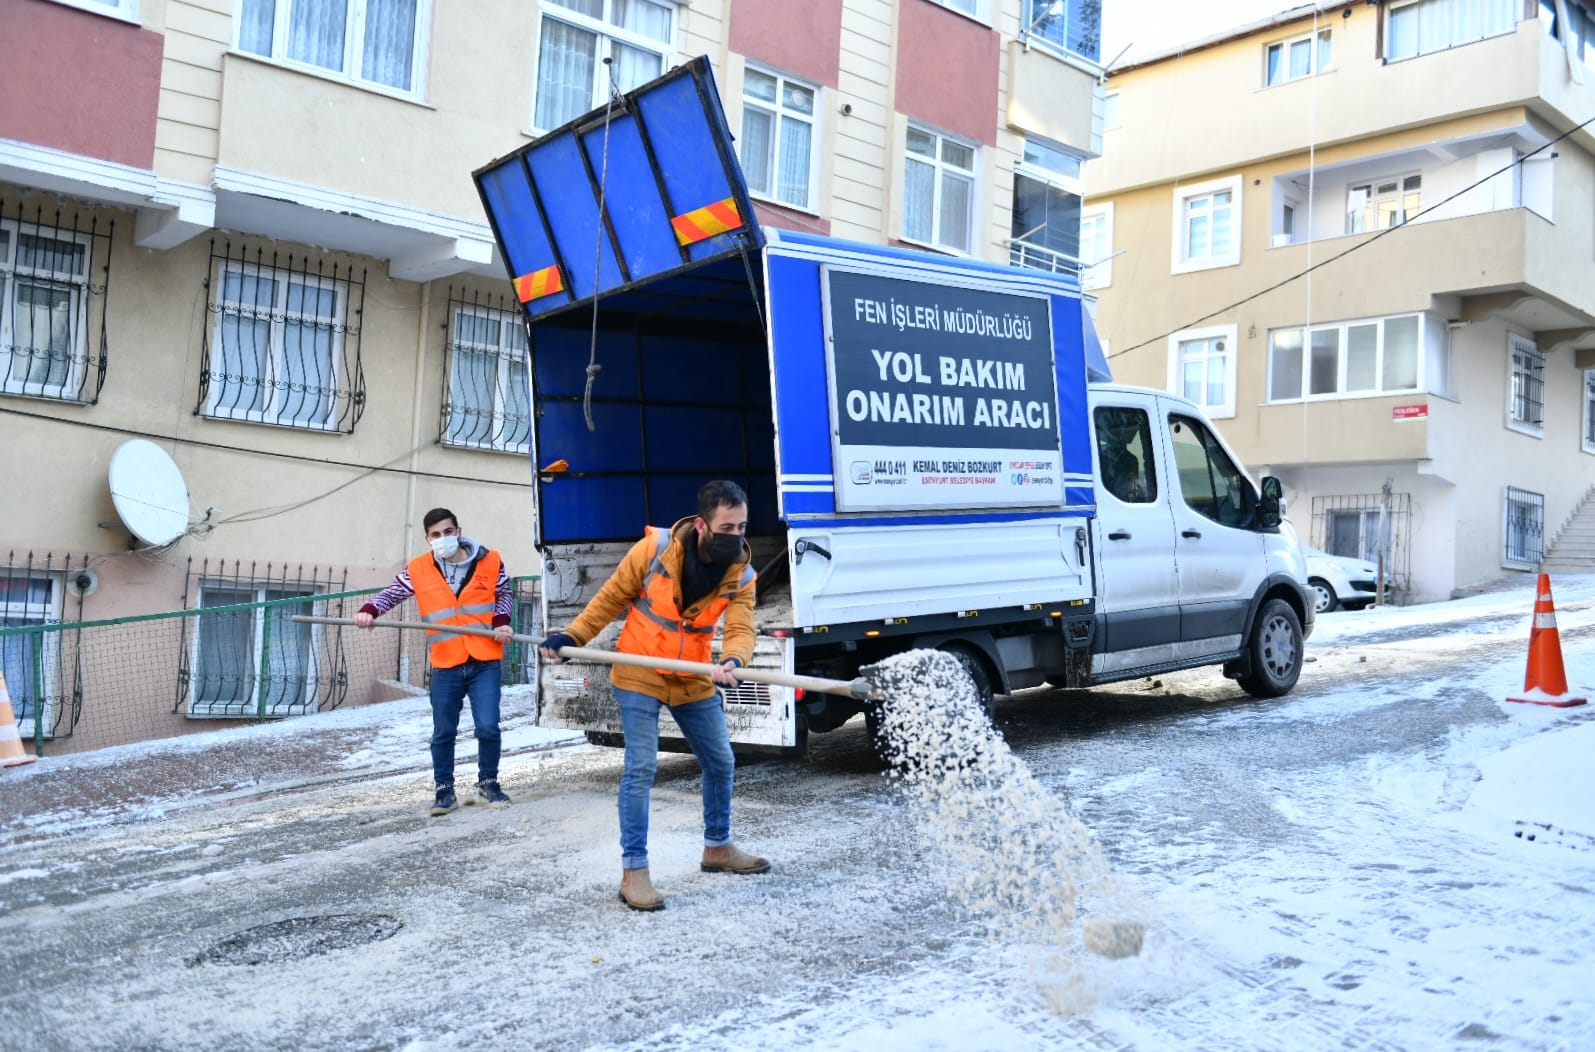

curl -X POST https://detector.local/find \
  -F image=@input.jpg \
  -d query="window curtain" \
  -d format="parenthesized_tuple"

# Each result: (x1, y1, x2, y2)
(615, 0, 671, 42)
(506, 355, 531, 449)
(262, 590, 311, 712)
(449, 345, 497, 446)
(1269, 330, 1304, 400)
(282, 282, 336, 427)
(903, 156, 935, 243)
(289, 0, 348, 72)
(13, 284, 73, 388)
(240, 0, 276, 54)
(536, 19, 597, 129)
(217, 272, 276, 415)
(740, 106, 775, 196)
(777, 114, 812, 207)
(195, 588, 257, 706)
(1383, 316, 1420, 390)
(362, 0, 417, 90)
(938, 171, 973, 252)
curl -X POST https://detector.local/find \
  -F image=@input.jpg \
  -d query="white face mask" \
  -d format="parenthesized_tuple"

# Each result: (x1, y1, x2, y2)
(429, 534, 460, 559)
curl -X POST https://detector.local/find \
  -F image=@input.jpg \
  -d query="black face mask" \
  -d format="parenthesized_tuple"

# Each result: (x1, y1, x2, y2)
(702, 531, 743, 563)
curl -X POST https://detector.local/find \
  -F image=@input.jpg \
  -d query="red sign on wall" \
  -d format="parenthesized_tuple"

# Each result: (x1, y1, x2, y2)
(1393, 404, 1428, 421)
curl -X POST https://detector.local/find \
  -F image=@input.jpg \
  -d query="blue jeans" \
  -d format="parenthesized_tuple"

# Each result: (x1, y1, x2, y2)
(613, 687, 736, 871)
(429, 658, 501, 787)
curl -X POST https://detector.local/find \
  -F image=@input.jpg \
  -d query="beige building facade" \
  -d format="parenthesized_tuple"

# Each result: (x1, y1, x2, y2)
(1085, 0, 1595, 603)
(0, 0, 1101, 750)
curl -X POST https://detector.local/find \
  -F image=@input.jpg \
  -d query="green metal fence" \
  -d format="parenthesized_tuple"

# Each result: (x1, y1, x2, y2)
(0, 576, 541, 758)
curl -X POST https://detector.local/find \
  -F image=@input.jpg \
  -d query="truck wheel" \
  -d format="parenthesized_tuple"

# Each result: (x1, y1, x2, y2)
(1236, 598, 1303, 698)
(941, 645, 996, 723)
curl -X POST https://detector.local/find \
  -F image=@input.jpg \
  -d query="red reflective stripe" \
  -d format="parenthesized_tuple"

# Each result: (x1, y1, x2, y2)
(670, 197, 742, 246)
(513, 264, 564, 302)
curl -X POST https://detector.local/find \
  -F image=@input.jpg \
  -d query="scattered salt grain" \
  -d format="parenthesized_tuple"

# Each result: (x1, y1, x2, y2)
(864, 649, 1148, 1011)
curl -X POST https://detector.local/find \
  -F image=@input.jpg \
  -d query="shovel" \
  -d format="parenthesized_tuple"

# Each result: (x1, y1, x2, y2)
(289, 616, 876, 699)
(292, 615, 1144, 958)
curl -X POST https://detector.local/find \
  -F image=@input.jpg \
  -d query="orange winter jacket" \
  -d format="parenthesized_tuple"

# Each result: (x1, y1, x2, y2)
(409, 549, 504, 669)
(562, 517, 756, 705)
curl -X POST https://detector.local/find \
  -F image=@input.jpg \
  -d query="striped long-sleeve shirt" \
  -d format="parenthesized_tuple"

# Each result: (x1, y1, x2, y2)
(359, 536, 513, 627)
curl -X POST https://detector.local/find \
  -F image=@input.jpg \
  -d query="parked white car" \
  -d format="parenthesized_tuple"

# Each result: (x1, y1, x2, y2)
(1303, 546, 1379, 612)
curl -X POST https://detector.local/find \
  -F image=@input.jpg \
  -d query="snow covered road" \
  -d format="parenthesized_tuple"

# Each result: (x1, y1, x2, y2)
(2, 577, 1593, 1050)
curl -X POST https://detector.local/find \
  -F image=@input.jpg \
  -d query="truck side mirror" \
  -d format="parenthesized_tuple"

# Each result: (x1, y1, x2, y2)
(1259, 476, 1283, 528)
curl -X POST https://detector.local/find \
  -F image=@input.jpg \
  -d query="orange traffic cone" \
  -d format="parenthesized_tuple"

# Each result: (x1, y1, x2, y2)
(1507, 574, 1588, 708)
(0, 671, 38, 768)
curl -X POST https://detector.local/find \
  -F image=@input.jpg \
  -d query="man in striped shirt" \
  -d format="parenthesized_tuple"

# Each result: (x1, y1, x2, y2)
(356, 508, 514, 815)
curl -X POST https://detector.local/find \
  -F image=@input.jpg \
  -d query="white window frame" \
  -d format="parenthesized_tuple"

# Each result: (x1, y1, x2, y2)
(1582, 369, 1595, 454)
(1171, 175, 1242, 274)
(235, 0, 433, 100)
(1265, 27, 1332, 85)
(1507, 333, 1545, 436)
(204, 259, 349, 432)
(739, 65, 819, 213)
(444, 302, 532, 455)
(1168, 323, 1238, 419)
(1266, 314, 1427, 403)
(1080, 204, 1113, 290)
(1009, 136, 1085, 274)
(46, 0, 139, 22)
(933, 0, 982, 18)
(189, 584, 320, 718)
(1387, 0, 1520, 61)
(903, 123, 978, 255)
(1346, 173, 1422, 235)
(0, 219, 93, 402)
(531, 0, 677, 134)
(1, 574, 63, 739)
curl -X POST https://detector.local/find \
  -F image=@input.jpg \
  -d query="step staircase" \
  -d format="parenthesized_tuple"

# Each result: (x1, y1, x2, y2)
(1541, 485, 1595, 574)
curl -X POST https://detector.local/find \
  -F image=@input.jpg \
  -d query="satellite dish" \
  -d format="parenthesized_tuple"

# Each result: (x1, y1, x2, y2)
(109, 439, 190, 546)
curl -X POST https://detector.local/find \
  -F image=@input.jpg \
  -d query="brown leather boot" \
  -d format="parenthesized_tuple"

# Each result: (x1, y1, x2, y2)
(618, 867, 664, 911)
(701, 843, 771, 874)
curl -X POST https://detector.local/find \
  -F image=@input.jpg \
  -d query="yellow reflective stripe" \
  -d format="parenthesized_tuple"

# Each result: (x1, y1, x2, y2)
(458, 603, 496, 615)
(420, 607, 456, 623)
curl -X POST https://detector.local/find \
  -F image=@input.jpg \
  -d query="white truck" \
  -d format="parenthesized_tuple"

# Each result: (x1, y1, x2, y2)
(473, 57, 1313, 754)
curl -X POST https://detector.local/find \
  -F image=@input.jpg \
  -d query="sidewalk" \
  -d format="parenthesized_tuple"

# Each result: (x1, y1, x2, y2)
(0, 684, 582, 845)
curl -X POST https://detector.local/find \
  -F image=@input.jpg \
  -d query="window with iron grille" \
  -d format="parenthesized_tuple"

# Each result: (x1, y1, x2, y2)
(0, 203, 112, 404)
(0, 572, 63, 737)
(1504, 486, 1544, 568)
(199, 242, 366, 433)
(1583, 370, 1595, 454)
(1507, 334, 1544, 435)
(441, 293, 531, 453)
(179, 560, 351, 718)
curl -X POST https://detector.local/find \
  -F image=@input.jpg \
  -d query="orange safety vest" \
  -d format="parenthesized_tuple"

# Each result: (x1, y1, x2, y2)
(617, 526, 755, 674)
(408, 548, 504, 668)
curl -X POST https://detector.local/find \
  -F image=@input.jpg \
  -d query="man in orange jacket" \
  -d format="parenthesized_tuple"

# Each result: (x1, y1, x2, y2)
(540, 480, 769, 911)
(356, 507, 515, 816)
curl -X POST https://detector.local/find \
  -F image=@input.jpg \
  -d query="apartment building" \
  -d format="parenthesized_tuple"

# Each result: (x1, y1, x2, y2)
(0, 0, 1101, 750)
(1085, 0, 1595, 603)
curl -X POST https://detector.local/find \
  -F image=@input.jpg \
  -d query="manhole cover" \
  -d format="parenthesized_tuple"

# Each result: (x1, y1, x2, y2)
(186, 914, 402, 967)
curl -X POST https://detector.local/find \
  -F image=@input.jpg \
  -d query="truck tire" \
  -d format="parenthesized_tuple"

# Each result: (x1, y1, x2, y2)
(941, 644, 997, 723)
(1236, 597, 1303, 698)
